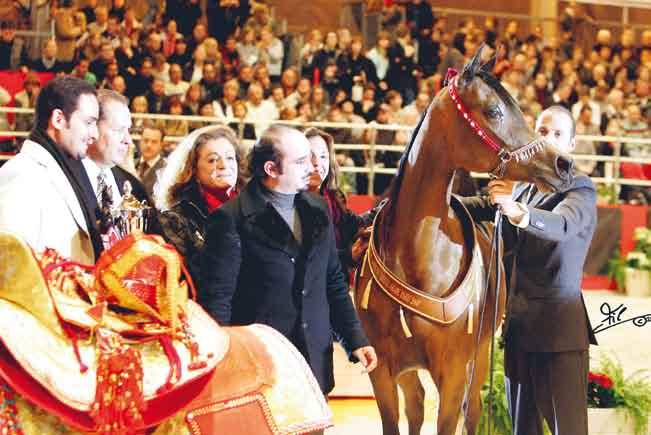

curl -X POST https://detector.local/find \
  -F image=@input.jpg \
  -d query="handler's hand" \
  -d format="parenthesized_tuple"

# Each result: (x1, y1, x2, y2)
(487, 179, 524, 220)
(353, 346, 378, 373)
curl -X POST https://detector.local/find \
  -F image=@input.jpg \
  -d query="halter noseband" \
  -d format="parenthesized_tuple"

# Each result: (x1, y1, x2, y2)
(445, 68, 545, 178)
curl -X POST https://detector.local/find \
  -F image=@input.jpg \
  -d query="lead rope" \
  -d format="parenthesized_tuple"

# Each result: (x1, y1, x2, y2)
(462, 209, 503, 435)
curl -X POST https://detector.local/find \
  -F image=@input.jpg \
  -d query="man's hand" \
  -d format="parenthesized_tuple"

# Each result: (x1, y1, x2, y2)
(488, 179, 525, 221)
(352, 346, 378, 373)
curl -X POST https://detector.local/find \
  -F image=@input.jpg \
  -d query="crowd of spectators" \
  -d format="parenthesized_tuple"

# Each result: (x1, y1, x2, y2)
(0, 0, 650, 199)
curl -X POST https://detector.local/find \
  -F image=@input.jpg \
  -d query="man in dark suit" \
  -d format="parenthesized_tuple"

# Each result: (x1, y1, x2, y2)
(82, 90, 152, 242)
(200, 125, 377, 394)
(136, 124, 166, 199)
(83, 89, 150, 203)
(462, 105, 597, 435)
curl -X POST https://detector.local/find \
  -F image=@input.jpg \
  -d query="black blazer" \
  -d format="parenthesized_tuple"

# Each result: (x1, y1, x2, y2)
(200, 180, 369, 393)
(461, 173, 598, 352)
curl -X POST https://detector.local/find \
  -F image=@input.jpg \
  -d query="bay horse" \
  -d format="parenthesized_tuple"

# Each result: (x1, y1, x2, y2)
(354, 46, 573, 435)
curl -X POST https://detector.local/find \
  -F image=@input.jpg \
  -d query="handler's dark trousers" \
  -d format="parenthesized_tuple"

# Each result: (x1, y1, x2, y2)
(505, 346, 589, 435)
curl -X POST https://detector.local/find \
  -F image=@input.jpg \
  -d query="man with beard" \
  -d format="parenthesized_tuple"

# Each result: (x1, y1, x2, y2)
(0, 77, 100, 263)
(200, 125, 377, 394)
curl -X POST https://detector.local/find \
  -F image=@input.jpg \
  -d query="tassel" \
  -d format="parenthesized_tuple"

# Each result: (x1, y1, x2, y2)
(360, 279, 373, 310)
(399, 307, 413, 338)
(157, 335, 182, 394)
(467, 303, 474, 334)
(91, 330, 146, 435)
(0, 379, 24, 435)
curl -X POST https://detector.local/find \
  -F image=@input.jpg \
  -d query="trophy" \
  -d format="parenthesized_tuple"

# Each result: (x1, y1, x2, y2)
(98, 181, 154, 250)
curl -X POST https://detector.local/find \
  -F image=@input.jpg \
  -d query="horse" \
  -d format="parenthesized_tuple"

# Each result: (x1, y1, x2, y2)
(354, 45, 574, 435)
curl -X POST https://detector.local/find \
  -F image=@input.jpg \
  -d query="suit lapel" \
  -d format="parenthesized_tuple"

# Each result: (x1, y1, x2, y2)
(23, 140, 90, 235)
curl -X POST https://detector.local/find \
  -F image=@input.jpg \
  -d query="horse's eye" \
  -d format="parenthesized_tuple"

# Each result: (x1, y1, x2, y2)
(485, 106, 502, 120)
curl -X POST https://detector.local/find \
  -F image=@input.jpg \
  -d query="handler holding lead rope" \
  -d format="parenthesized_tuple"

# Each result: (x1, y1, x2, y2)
(464, 105, 598, 435)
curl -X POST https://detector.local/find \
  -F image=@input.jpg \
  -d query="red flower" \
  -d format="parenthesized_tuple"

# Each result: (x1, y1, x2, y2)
(589, 372, 614, 390)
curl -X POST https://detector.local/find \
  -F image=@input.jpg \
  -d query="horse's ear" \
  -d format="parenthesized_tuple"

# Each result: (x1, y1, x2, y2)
(460, 43, 485, 86)
(480, 56, 496, 74)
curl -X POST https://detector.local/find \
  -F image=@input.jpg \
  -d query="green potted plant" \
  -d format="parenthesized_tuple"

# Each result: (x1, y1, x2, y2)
(608, 227, 651, 297)
(479, 349, 651, 435)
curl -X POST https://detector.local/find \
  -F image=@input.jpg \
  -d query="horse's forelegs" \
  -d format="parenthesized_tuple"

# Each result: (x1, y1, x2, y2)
(369, 361, 401, 435)
(432, 371, 465, 435)
(397, 370, 425, 435)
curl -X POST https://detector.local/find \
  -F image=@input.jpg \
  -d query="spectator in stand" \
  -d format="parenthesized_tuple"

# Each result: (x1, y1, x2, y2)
(87, 5, 108, 36)
(165, 0, 201, 36)
(269, 84, 286, 112)
(336, 35, 378, 95)
(386, 23, 418, 104)
(300, 29, 323, 78)
(321, 62, 341, 102)
(165, 63, 190, 98)
(199, 62, 221, 103)
(572, 85, 601, 127)
(79, 0, 97, 23)
(280, 67, 299, 106)
(128, 57, 154, 100)
(314, 31, 339, 77)
(400, 90, 430, 126)
(503, 20, 522, 54)
(162, 19, 183, 58)
(245, 2, 274, 36)
(552, 81, 574, 110)
(254, 63, 273, 96)
(184, 44, 207, 84)
(111, 75, 127, 95)
(405, 0, 434, 41)
(297, 101, 313, 123)
(533, 73, 554, 108)
(103, 13, 122, 49)
(146, 77, 166, 113)
(214, 78, 239, 120)
(110, 0, 126, 21)
(356, 84, 379, 122)
(143, 31, 163, 61)
(367, 31, 390, 85)
(98, 61, 119, 89)
(136, 123, 166, 198)
(32, 39, 67, 73)
(237, 64, 255, 98)
(337, 27, 352, 53)
(187, 22, 208, 57)
(122, 8, 142, 37)
(419, 27, 442, 78)
(279, 105, 298, 121)
(365, 104, 403, 195)
(258, 26, 284, 81)
(384, 90, 404, 124)
(206, 0, 250, 44)
(184, 83, 203, 115)
(116, 35, 141, 77)
(90, 41, 116, 82)
(311, 85, 330, 121)
(162, 96, 189, 147)
(0, 21, 27, 71)
(168, 37, 191, 68)
(71, 58, 97, 86)
(574, 105, 598, 175)
(237, 26, 260, 67)
(221, 35, 241, 80)
(246, 81, 279, 138)
(229, 99, 256, 140)
(130, 95, 149, 139)
(13, 73, 41, 135)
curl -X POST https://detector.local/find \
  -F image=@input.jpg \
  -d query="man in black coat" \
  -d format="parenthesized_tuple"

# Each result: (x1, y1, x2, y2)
(462, 105, 597, 435)
(200, 125, 377, 394)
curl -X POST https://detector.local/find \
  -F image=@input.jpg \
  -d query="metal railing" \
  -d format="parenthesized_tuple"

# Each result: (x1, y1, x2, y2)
(1, 107, 650, 197)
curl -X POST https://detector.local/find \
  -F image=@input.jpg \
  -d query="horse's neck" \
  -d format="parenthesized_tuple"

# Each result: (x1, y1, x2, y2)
(384, 138, 470, 297)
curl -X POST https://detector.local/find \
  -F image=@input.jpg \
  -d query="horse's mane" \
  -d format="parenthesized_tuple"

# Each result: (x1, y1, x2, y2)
(382, 70, 517, 231)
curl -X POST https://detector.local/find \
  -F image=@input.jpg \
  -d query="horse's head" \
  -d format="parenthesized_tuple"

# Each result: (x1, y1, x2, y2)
(444, 45, 573, 191)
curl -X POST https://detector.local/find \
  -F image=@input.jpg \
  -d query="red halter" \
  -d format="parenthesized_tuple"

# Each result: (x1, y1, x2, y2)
(445, 68, 545, 178)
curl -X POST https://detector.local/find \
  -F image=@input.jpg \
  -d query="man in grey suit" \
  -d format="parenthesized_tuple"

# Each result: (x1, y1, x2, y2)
(463, 105, 597, 435)
(136, 124, 166, 199)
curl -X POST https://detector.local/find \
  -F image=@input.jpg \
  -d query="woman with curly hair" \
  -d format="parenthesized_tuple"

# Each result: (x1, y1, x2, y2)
(156, 125, 244, 283)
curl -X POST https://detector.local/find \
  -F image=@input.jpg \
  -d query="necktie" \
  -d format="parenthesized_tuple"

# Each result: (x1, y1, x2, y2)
(97, 170, 108, 202)
(139, 162, 149, 180)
